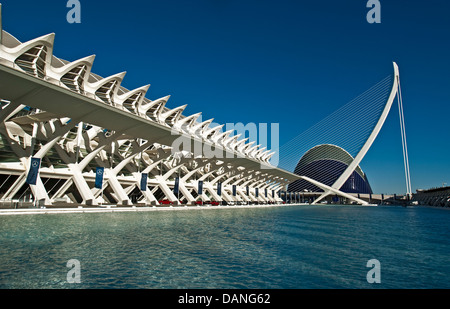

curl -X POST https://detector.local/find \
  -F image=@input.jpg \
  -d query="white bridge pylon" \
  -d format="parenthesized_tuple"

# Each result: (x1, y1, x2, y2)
(311, 62, 400, 205)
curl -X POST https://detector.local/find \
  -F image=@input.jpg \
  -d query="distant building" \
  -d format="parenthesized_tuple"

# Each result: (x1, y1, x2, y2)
(288, 144, 373, 194)
(413, 186, 450, 207)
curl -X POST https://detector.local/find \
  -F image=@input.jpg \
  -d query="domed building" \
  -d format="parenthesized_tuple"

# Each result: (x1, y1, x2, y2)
(288, 144, 373, 194)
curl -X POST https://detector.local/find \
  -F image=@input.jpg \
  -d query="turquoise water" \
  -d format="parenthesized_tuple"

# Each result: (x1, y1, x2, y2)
(0, 205, 449, 289)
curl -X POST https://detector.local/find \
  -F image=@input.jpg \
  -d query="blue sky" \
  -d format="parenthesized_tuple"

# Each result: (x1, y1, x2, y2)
(1, 0, 449, 194)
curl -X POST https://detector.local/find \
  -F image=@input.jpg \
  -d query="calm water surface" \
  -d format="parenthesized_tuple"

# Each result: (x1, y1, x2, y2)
(0, 205, 449, 289)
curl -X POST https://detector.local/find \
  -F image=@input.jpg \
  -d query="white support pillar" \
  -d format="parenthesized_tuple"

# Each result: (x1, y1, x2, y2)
(66, 130, 123, 206)
(106, 173, 131, 205)
(103, 140, 153, 206)
(51, 178, 74, 201)
(203, 182, 222, 202)
(154, 175, 179, 203)
(131, 172, 159, 205)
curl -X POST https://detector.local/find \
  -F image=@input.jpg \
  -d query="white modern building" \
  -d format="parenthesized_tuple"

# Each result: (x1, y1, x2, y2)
(0, 5, 400, 208)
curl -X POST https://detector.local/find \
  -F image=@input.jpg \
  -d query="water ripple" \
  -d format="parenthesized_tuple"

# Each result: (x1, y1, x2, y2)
(0, 206, 449, 288)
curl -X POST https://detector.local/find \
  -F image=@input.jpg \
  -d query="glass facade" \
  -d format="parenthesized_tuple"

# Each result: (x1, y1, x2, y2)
(288, 159, 373, 194)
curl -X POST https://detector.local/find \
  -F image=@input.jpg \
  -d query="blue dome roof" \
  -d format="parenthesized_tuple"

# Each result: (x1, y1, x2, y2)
(287, 144, 372, 194)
